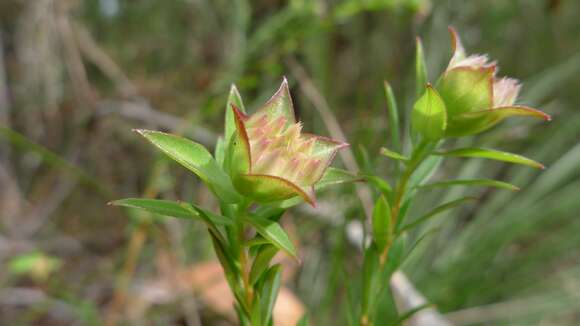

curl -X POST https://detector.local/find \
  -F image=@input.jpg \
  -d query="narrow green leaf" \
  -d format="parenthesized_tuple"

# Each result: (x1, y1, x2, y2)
(380, 147, 409, 162)
(243, 216, 297, 259)
(383, 233, 408, 275)
(415, 37, 428, 99)
(110, 198, 197, 220)
(372, 195, 392, 252)
(361, 245, 379, 316)
(418, 179, 520, 192)
(186, 203, 234, 226)
(399, 197, 477, 233)
(317, 167, 362, 188)
(412, 85, 447, 140)
(224, 84, 246, 145)
(259, 264, 282, 326)
(364, 175, 393, 200)
(435, 147, 545, 169)
(0, 126, 109, 196)
(383, 81, 401, 152)
(459, 105, 551, 122)
(388, 303, 433, 326)
(249, 245, 279, 286)
(110, 198, 233, 226)
(215, 136, 226, 167)
(136, 130, 241, 203)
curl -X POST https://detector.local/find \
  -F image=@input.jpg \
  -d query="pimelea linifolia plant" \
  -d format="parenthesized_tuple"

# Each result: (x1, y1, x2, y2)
(111, 27, 551, 325)
(356, 27, 550, 325)
(111, 79, 353, 325)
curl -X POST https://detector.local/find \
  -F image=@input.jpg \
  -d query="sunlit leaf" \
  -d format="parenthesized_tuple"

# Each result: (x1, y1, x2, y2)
(136, 130, 241, 203)
(243, 216, 297, 259)
(435, 147, 545, 169)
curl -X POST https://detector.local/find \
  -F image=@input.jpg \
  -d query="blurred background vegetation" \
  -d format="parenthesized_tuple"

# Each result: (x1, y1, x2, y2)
(1, 0, 579, 325)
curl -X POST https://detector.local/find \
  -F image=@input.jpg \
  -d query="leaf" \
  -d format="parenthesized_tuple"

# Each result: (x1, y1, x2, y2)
(215, 136, 226, 167)
(225, 84, 247, 145)
(0, 126, 109, 196)
(398, 197, 477, 233)
(110, 198, 195, 219)
(407, 155, 442, 189)
(317, 167, 362, 188)
(380, 147, 409, 162)
(447, 105, 551, 136)
(364, 175, 393, 200)
(412, 84, 447, 140)
(388, 303, 433, 326)
(415, 37, 428, 100)
(109, 198, 233, 226)
(9, 251, 61, 277)
(259, 264, 282, 325)
(250, 245, 279, 286)
(372, 195, 392, 252)
(136, 130, 241, 203)
(186, 203, 234, 226)
(361, 245, 379, 317)
(418, 179, 520, 192)
(383, 81, 401, 152)
(434, 147, 545, 169)
(243, 215, 297, 259)
(457, 105, 551, 131)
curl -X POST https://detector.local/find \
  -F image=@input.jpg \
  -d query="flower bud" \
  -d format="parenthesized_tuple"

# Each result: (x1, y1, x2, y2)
(227, 78, 348, 206)
(436, 27, 550, 137)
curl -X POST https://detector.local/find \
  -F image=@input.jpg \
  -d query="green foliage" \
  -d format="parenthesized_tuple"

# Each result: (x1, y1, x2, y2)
(435, 147, 545, 169)
(372, 195, 392, 252)
(136, 129, 242, 203)
(244, 215, 297, 259)
(412, 85, 447, 140)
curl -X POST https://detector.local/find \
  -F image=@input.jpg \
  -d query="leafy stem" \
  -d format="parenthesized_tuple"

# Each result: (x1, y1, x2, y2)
(380, 139, 434, 265)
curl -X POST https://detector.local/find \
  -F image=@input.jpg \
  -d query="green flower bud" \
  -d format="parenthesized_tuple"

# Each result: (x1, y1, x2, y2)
(436, 27, 550, 137)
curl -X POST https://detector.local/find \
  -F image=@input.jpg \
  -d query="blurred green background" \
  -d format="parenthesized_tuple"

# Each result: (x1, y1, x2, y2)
(1, 0, 579, 325)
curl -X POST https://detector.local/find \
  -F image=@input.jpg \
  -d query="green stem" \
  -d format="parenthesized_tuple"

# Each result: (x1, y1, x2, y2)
(363, 140, 434, 325)
(234, 200, 255, 324)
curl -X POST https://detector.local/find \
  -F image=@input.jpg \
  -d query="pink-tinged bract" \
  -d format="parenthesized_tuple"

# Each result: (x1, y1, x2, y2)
(228, 78, 348, 206)
(437, 27, 550, 137)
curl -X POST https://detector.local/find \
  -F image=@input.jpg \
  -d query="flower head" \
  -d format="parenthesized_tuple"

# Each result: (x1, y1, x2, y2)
(228, 79, 348, 206)
(436, 27, 550, 137)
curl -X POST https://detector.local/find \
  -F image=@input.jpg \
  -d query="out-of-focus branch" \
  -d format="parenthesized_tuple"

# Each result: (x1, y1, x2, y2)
(73, 22, 137, 98)
(97, 99, 216, 147)
(55, 1, 96, 108)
